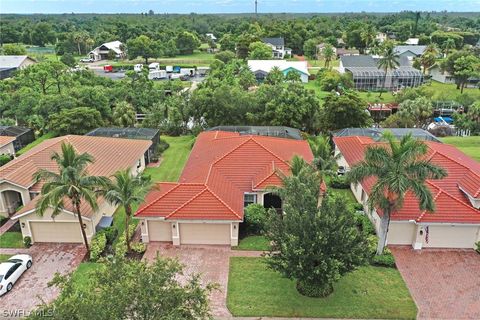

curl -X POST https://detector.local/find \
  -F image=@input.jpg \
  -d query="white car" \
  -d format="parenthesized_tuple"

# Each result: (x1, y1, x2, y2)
(79, 57, 94, 63)
(0, 254, 32, 296)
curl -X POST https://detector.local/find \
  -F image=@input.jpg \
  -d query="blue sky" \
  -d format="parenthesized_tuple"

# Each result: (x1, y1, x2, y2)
(1, 0, 479, 14)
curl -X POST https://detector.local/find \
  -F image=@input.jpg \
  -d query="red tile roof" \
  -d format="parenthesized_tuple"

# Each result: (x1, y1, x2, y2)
(334, 136, 480, 223)
(0, 136, 15, 148)
(136, 131, 314, 220)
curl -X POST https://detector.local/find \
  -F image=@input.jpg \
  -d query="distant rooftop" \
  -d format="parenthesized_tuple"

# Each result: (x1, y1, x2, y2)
(394, 45, 427, 56)
(262, 37, 285, 46)
(0, 56, 33, 68)
(86, 127, 159, 140)
(207, 126, 303, 140)
(333, 128, 441, 143)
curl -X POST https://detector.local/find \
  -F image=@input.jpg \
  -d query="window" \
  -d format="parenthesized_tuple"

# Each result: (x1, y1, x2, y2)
(244, 193, 257, 208)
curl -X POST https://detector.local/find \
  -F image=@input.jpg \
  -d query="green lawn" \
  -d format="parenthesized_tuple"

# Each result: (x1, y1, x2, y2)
(70, 262, 102, 289)
(0, 254, 12, 262)
(17, 132, 56, 156)
(227, 257, 417, 319)
(440, 136, 480, 162)
(143, 135, 195, 182)
(423, 81, 480, 101)
(0, 232, 24, 248)
(233, 235, 270, 251)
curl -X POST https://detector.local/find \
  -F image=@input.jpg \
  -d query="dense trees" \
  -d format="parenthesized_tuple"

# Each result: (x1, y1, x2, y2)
(175, 31, 200, 54)
(127, 35, 161, 64)
(248, 41, 272, 59)
(321, 92, 372, 131)
(49, 107, 103, 135)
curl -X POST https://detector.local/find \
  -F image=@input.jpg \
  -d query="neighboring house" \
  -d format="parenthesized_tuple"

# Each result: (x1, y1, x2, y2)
(0, 126, 35, 151)
(89, 41, 125, 61)
(316, 43, 337, 59)
(0, 136, 16, 157)
(428, 64, 480, 87)
(338, 55, 424, 91)
(376, 32, 388, 43)
(334, 136, 480, 249)
(135, 130, 313, 246)
(394, 45, 427, 60)
(261, 37, 292, 59)
(333, 128, 442, 143)
(405, 38, 420, 45)
(0, 56, 36, 80)
(335, 48, 359, 58)
(86, 127, 160, 164)
(247, 60, 310, 83)
(6, 135, 151, 243)
(206, 33, 217, 41)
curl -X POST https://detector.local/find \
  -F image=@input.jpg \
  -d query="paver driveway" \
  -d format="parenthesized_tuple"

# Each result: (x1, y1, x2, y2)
(391, 246, 480, 320)
(0, 244, 86, 319)
(143, 243, 261, 317)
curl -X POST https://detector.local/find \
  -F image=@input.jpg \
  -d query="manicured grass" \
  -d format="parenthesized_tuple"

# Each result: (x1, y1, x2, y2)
(0, 254, 12, 263)
(423, 81, 480, 101)
(17, 133, 56, 156)
(143, 135, 195, 182)
(233, 235, 270, 251)
(70, 262, 102, 289)
(0, 232, 24, 248)
(440, 136, 480, 162)
(112, 204, 139, 245)
(227, 257, 417, 319)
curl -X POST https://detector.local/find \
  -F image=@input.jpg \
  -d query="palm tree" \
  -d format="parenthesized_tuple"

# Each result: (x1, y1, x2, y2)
(34, 143, 108, 252)
(113, 101, 136, 127)
(360, 24, 376, 51)
(377, 44, 400, 97)
(347, 132, 447, 255)
(420, 52, 436, 75)
(308, 135, 339, 180)
(442, 38, 455, 57)
(322, 45, 335, 68)
(102, 169, 153, 252)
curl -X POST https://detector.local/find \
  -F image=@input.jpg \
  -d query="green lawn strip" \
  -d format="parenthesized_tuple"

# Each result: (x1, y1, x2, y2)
(0, 254, 12, 262)
(70, 262, 104, 290)
(0, 232, 24, 248)
(17, 132, 56, 156)
(143, 135, 195, 182)
(112, 204, 139, 246)
(440, 136, 480, 162)
(233, 235, 270, 251)
(227, 257, 417, 319)
(423, 81, 480, 101)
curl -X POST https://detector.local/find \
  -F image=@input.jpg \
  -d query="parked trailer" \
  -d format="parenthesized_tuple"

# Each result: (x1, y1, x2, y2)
(148, 70, 167, 80)
(103, 65, 113, 73)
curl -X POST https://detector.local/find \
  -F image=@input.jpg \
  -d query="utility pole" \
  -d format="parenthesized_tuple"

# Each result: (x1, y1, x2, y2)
(255, 0, 258, 16)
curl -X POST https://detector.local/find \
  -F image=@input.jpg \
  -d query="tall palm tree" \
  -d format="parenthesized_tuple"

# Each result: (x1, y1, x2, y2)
(420, 52, 436, 75)
(347, 132, 447, 255)
(442, 38, 455, 57)
(34, 143, 109, 252)
(322, 45, 335, 68)
(308, 135, 339, 180)
(377, 44, 400, 97)
(102, 169, 153, 252)
(113, 101, 136, 127)
(360, 24, 376, 51)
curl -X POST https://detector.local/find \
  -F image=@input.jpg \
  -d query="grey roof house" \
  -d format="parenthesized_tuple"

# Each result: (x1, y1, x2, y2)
(261, 37, 292, 59)
(338, 55, 424, 91)
(394, 45, 427, 59)
(0, 56, 36, 79)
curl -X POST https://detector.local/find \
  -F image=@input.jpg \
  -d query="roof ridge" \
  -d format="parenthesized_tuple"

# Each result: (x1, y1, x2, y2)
(135, 183, 180, 216)
(204, 186, 242, 220)
(250, 138, 290, 167)
(211, 137, 254, 167)
(432, 146, 480, 178)
(416, 188, 442, 222)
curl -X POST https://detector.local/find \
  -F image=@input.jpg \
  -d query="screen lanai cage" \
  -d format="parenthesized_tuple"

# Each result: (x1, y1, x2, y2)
(348, 68, 424, 91)
(207, 126, 303, 140)
(86, 127, 160, 163)
(0, 126, 35, 151)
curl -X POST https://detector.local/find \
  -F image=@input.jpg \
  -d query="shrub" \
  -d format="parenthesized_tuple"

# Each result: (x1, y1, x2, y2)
(353, 202, 364, 211)
(157, 138, 170, 155)
(131, 242, 146, 254)
(98, 226, 118, 245)
(114, 224, 137, 257)
(329, 176, 350, 189)
(475, 241, 480, 254)
(90, 233, 107, 262)
(0, 154, 12, 166)
(244, 204, 268, 235)
(372, 248, 396, 268)
(355, 213, 376, 236)
(23, 236, 32, 248)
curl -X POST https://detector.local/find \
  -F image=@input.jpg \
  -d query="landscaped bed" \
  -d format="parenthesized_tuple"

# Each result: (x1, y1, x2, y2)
(227, 257, 417, 319)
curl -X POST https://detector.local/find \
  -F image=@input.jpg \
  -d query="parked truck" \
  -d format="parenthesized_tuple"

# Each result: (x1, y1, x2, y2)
(148, 70, 167, 80)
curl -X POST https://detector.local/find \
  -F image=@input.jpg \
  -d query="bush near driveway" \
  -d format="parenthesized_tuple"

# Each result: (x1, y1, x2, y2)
(227, 257, 417, 319)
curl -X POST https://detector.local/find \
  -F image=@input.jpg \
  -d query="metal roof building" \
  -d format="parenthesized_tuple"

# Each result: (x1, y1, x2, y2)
(207, 126, 303, 140)
(333, 128, 441, 143)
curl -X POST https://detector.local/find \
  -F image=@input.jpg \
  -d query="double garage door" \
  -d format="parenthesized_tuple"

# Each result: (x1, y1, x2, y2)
(147, 221, 230, 245)
(423, 225, 480, 248)
(30, 221, 83, 243)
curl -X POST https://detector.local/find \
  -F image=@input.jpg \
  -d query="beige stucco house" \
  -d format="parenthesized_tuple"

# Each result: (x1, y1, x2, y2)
(334, 136, 480, 250)
(3, 135, 151, 243)
(135, 130, 313, 246)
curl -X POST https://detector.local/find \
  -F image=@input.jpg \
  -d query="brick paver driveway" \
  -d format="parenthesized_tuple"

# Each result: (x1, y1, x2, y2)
(0, 244, 86, 319)
(391, 246, 480, 320)
(143, 243, 261, 317)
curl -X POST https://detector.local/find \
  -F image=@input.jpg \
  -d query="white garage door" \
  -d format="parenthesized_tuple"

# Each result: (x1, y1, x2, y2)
(30, 222, 83, 243)
(179, 223, 230, 245)
(148, 221, 172, 242)
(424, 225, 479, 248)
